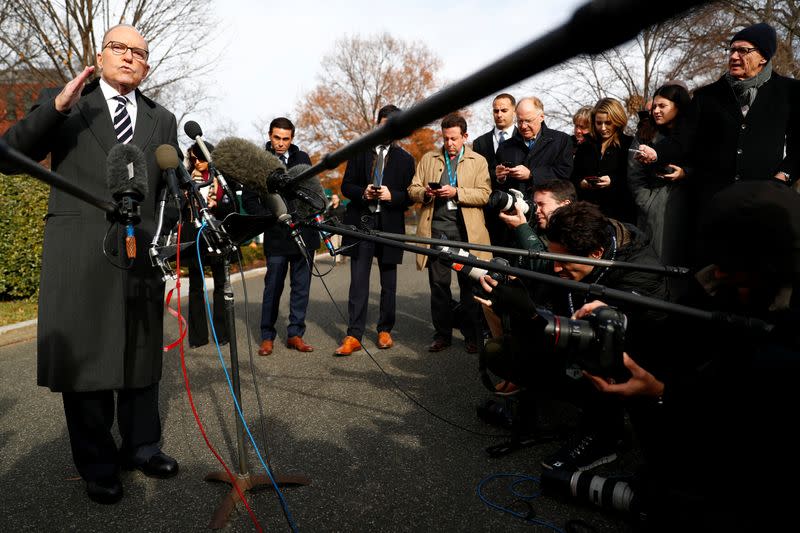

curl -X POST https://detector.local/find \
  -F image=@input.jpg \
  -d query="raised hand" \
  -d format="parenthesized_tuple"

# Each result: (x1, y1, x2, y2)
(55, 66, 96, 113)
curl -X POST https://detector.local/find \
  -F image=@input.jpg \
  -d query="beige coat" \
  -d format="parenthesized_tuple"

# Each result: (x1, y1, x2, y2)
(408, 146, 492, 270)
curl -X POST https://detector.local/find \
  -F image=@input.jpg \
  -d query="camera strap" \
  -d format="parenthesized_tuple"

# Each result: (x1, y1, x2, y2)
(567, 234, 617, 315)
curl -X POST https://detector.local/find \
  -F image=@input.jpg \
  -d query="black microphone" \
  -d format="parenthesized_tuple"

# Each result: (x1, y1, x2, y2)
(259, 187, 310, 262)
(155, 144, 182, 206)
(282, 163, 328, 220)
(280, 213, 311, 263)
(184, 120, 212, 161)
(106, 143, 149, 259)
(184, 120, 237, 209)
(154, 143, 195, 188)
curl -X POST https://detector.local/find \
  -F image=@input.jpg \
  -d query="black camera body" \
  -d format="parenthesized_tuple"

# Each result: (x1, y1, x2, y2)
(536, 306, 628, 382)
(480, 304, 629, 388)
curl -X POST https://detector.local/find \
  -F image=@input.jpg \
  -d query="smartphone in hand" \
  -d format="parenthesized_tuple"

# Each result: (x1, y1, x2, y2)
(428, 182, 442, 190)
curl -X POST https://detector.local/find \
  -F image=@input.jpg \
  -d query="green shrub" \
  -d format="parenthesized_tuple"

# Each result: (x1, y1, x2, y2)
(0, 174, 48, 300)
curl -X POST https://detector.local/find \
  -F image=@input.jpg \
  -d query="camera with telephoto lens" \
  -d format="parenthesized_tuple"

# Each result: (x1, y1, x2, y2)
(436, 245, 509, 290)
(480, 300, 629, 385)
(486, 188, 532, 216)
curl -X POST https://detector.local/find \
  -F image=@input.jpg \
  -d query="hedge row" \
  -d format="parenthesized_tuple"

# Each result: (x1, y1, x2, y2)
(0, 174, 48, 300)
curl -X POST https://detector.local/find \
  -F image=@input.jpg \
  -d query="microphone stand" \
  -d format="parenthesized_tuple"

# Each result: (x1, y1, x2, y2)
(184, 190, 311, 529)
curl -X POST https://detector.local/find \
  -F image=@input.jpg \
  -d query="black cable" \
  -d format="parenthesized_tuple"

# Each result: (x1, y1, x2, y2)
(311, 259, 511, 439)
(101, 221, 134, 270)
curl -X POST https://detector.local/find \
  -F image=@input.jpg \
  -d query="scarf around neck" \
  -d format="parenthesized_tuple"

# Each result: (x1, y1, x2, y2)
(726, 60, 773, 111)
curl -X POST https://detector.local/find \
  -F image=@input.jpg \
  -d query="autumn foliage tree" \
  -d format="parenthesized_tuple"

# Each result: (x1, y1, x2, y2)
(292, 33, 442, 194)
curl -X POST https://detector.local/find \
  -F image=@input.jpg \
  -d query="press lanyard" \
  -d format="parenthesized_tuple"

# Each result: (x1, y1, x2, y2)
(443, 146, 464, 187)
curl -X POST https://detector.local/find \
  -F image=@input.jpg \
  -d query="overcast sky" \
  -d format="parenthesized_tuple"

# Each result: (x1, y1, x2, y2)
(188, 0, 586, 146)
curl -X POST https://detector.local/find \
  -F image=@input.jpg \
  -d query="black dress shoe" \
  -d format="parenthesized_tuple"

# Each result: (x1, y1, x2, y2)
(125, 452, 179, 479)
(428, 339, 451, 352)
(86, 476, 123, 504)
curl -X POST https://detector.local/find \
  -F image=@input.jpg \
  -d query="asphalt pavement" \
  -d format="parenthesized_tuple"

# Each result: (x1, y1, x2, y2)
(0, 253, 638, 532)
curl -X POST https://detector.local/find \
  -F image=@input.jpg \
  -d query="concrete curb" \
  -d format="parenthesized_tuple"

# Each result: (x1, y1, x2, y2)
(0, 266, 269, 348)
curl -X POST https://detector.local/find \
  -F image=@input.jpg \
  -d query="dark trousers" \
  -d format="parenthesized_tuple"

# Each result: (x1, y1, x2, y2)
(260, 254, 312, 340)
(187, 253, 228, 346)
(346, 241, 397, 340)
(427, 254, 481, 343)
(62, 383, 161, 481)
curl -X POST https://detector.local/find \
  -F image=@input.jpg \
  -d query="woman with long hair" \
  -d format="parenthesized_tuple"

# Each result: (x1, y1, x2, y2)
(571, 97, 636, 223)
(628, 83, 693, 276)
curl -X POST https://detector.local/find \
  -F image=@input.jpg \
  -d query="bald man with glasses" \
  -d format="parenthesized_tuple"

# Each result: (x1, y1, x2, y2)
(1, 24, 180, 505)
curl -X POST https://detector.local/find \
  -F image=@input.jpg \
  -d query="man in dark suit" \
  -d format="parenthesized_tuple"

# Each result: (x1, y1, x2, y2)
(472, 93, 517, 246)
(334, 105, 415, 355)
(471, 93, 517, 190)
(496, 96, 573, 197)
(241, 117, 320, 356)
(1, 24, 179, 504)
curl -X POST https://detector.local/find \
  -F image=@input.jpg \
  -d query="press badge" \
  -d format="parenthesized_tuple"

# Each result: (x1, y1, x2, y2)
(446, 200, 458, 211)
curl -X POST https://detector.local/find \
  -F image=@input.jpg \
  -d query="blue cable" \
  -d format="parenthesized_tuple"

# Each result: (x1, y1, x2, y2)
(196, 222, 299, 532)
(476, 473, 565, 532)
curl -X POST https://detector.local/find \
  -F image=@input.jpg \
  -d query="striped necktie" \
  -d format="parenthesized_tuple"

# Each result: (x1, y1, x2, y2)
(498, 130, 506, 143)
(112, 95, 133, 144)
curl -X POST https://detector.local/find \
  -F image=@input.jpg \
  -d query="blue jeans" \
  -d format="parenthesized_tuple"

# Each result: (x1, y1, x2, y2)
(260, 254, 312, 340)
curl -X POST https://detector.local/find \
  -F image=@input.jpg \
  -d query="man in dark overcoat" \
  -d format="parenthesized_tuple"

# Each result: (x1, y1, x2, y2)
(690, 22, 800, 264)
(334, 105, 415, 355)
(1, 24, 179, 504)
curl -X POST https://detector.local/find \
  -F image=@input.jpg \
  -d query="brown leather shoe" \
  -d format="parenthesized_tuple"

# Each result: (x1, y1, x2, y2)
(335, 336, 362, 356)
(428, 339, 451, 352)
(286, 336, 314, 352)
(258, 339, 273, 356)
(377, 332, 393, 349)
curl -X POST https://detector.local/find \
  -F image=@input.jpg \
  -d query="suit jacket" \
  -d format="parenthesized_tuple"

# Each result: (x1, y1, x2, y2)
(408, 146, 492, 270)
(472, 127, 517, 189)
(496, 123, 574, 195)
(1, 79, 179, 392)
(340, 144, 415, 264)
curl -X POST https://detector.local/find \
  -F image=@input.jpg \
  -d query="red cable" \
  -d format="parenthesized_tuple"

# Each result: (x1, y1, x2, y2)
(167, 222, 264, 532)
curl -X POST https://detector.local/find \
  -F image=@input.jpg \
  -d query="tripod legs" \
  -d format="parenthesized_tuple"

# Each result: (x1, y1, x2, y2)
(203, 255, 311, 529)
(205, 470, 311, 529)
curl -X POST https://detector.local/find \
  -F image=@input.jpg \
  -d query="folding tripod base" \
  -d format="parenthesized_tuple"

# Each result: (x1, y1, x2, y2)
(205, 470, 311, 529)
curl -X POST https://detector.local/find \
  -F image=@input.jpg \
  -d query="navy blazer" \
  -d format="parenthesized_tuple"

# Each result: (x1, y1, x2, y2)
(340, 144, 415, 264)
(472, 127, 517, 189)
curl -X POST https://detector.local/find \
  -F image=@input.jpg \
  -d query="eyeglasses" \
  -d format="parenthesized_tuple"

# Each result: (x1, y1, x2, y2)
(103, 41, 149, 61)
(727, 46, 759, 57)
(518, 117, 541, 126)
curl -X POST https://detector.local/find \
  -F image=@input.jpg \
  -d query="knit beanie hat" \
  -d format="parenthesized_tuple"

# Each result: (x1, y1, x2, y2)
(731, 22, 777, 61)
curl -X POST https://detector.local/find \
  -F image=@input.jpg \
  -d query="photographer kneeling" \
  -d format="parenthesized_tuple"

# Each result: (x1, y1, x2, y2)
(475, 201, 667, 472)
(579, 181, 800, 531)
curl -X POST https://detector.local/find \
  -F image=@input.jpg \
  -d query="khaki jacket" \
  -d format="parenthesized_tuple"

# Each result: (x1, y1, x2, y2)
(408, 146, 492, 270)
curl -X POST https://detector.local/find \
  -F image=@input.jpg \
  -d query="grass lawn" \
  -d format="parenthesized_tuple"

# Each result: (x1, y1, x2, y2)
(0, 299, 38, 327)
